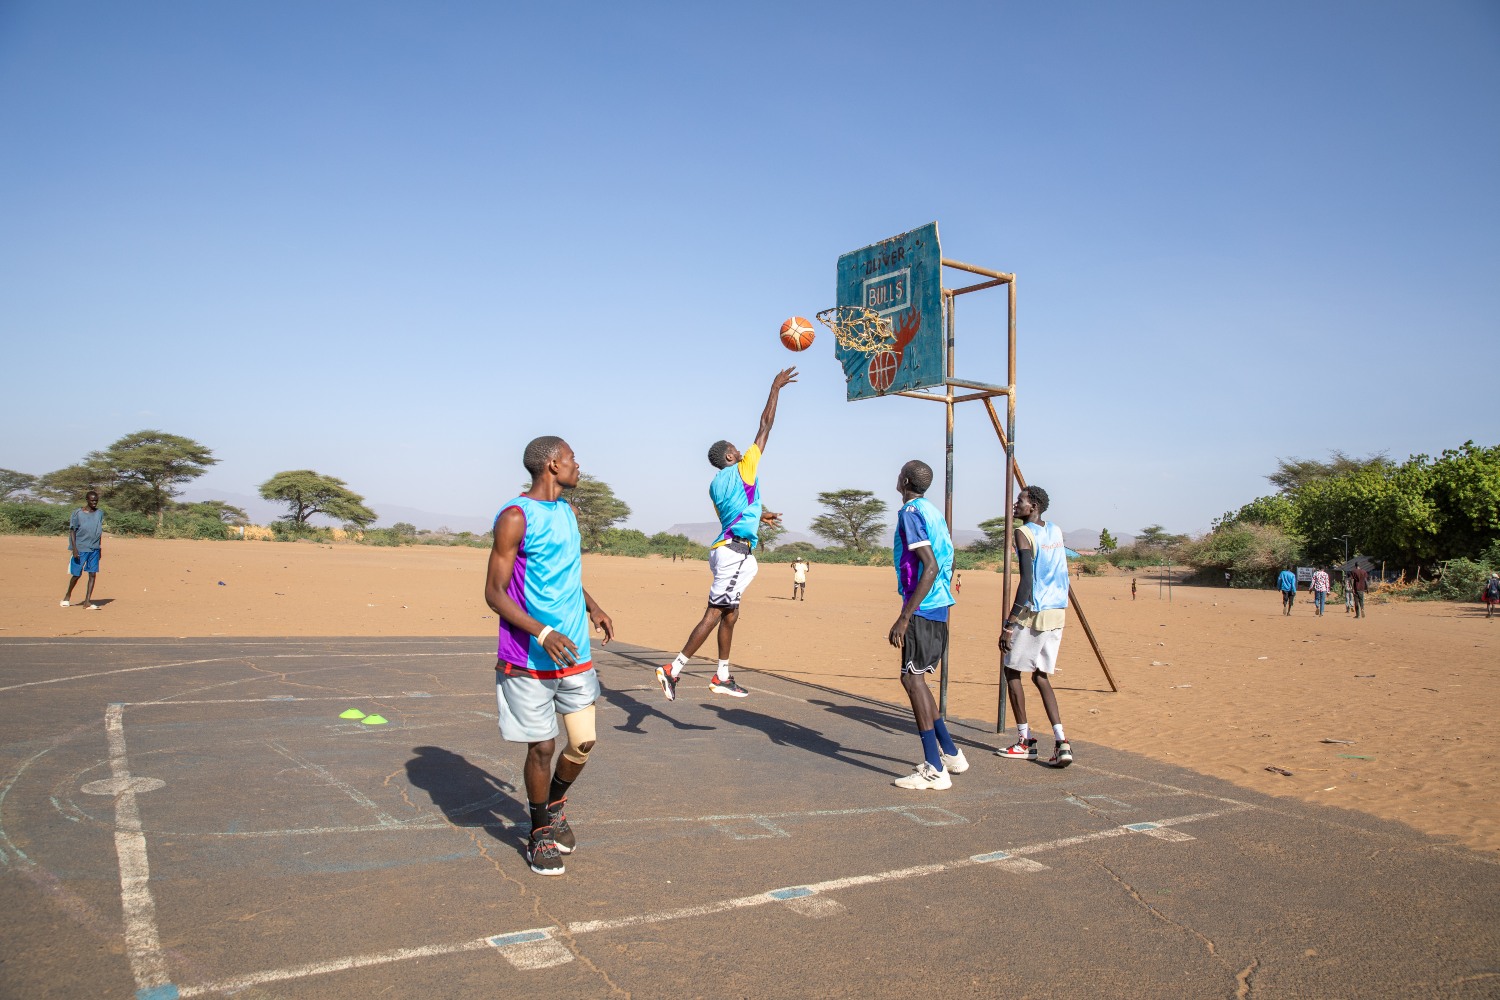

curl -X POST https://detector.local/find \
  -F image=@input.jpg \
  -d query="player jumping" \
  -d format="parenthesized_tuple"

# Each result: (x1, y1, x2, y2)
(657, 367, 797, 700)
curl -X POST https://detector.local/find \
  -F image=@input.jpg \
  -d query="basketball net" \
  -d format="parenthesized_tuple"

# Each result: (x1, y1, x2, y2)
(815, 306, 895, 356)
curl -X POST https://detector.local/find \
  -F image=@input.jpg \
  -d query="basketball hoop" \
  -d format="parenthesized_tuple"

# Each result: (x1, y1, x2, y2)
(815, 306, 895, 356)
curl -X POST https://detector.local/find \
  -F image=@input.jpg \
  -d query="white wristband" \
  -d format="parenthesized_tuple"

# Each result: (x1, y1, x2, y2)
(537, 626, 554, 645)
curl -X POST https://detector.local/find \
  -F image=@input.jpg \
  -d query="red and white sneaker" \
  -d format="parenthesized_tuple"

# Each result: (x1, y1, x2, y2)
(996, 737, 1037, 760)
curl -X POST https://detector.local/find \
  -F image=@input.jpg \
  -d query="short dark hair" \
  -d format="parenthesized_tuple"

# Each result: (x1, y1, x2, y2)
(708, 440, 734, 469)
(523, 436, 566, 479)
(899, 459, 933, 494)
(1021, 484, 1050, 514)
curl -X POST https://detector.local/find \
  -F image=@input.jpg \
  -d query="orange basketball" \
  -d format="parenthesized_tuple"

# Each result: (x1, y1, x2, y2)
(779, 316, 816, 351)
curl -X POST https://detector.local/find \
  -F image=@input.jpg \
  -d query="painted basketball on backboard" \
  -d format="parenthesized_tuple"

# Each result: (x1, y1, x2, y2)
(868, 351, 898, 391)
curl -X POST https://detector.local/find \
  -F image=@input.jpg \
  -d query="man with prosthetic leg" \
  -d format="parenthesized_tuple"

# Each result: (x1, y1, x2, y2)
(485, 436, 614, 875)
(997, 485, 1075, 768)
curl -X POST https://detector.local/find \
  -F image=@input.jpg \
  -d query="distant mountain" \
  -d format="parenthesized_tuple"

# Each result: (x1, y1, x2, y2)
(663, 522, 823, 548)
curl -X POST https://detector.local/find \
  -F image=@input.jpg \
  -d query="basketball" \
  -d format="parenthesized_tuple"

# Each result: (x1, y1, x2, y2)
(779, 316, 815, 352)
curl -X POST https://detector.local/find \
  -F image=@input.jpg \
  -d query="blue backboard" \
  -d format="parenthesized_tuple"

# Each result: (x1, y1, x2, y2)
(835, 222, 946, 401)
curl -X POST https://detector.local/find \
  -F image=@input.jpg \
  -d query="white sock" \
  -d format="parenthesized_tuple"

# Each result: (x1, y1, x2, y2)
(671, 652, 689, 678)
(1053, 723, 1066, 742)
(716, 660, 731, 681)
(1017, 723, 1030, 743)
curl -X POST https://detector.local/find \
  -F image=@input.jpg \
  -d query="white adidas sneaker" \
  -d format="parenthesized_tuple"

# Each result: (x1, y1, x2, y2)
(940, 748, 969, 774)
(893, 762, 953, 791)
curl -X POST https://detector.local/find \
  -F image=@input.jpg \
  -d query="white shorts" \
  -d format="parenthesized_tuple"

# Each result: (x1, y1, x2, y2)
(1004, 626, 1063, 675)
(707, 543, 759, 609)
(494, 667, 600, 743)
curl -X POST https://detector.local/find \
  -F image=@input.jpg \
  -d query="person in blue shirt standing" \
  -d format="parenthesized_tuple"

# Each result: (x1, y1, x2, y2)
(61, 490, 104, 610)
(485, 436, 614, 877)
(1278, 567, 1298, 616)
(888, 459, 965, 790)
(657, 367, 797, 701)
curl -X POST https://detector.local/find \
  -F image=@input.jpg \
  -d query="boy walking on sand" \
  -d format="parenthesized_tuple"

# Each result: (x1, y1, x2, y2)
(1278, 567, 1297, 615)
(658, 368, 797, 701)
(485, 436, 614, 876)
(62, 490, 104, 610)
(997, 485, 1074, 768)
(888, 460, 965, 790)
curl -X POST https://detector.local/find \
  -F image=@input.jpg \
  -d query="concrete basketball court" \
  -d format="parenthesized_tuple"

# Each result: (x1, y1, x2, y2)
(1, 636, 1495, 999)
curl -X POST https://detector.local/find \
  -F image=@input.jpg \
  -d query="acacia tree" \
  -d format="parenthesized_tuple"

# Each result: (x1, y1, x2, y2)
(0, 469, 36, 501)
(1098, 528, 1117, 552)
(260, 470, 377, 528)
(566, 474, 631, 551)
(80, 430, 218, 525)
(809, 489, 887, 551)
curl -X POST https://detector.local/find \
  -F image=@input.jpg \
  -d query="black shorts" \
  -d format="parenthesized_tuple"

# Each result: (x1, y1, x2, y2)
(900, 615, 948, 675)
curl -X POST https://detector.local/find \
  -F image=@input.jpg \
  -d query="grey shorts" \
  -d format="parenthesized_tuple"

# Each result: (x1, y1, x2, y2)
(1004, 626, 1063, 675)
(494, 667, 600, 743)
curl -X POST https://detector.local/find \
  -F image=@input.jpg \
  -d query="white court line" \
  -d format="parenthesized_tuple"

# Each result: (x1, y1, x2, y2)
(265, 742, 400, 826)
(104, 703, 172, 996)
(125, 692, 483, 706)
(174, 806, 1243, 996)
(0, 657, 242, 694)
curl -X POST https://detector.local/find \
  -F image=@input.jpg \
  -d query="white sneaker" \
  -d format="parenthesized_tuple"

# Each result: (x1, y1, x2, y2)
(59, 600, 70, 607)
(940, 748, 969, 774)
(893, 762, 952, 790)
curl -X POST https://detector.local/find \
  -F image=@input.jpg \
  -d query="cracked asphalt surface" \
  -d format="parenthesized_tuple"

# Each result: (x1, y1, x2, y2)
(1, 636, 1496, 998)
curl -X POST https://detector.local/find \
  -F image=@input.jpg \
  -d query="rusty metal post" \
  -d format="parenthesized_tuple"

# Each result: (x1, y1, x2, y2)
(939, 291, 956, 719)
(983, 396, 1119, 694)
(999, 277, 1016, 734)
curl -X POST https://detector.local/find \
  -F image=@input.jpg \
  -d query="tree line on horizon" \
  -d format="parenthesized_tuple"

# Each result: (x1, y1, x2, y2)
(7, 434, 1497, 597)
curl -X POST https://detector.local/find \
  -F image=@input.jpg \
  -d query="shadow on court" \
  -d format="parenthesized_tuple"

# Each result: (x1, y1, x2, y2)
(0, 636, 1496, 1000)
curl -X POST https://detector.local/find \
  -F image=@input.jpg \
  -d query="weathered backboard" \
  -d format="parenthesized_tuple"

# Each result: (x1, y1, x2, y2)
(835, 222, 946, 400)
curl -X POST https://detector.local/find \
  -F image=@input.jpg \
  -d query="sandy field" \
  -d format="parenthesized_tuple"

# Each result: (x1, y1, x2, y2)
(3, 534, 1497, 855)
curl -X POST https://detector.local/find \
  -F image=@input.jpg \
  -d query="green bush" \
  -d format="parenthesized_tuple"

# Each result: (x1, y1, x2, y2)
(0, 501, 73, 534)
(1431, 557, 1494, 602)
(270, 520, 333, 543)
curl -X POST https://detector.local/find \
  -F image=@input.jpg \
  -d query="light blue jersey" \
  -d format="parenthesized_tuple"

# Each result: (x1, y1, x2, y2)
(894, 496, 955, 620)
(495, 495, 591, 678)
(1017, 521, 1068, 612)
(709, 444, 763, 549)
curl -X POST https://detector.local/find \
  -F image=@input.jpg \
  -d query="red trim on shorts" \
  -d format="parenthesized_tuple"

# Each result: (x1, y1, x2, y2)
(496, 658, 594, 680)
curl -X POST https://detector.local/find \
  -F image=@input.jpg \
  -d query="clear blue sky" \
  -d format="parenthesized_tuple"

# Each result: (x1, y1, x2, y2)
(3, 1, 1496, 540)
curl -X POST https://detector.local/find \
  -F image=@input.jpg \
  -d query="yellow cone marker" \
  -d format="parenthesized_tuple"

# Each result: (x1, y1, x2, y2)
(362, 714, 389, 725)
(339, 709, 367, 720)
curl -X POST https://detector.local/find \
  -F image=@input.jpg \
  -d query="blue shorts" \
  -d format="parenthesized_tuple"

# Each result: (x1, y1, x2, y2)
(70, 549, 100, 575)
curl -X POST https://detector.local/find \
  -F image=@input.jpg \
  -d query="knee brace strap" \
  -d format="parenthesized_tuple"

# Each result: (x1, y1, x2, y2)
(560, 704, 597, 764)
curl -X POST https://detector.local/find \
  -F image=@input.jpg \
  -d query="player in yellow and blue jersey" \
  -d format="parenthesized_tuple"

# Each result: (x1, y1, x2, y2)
(658, 367, 797, 700)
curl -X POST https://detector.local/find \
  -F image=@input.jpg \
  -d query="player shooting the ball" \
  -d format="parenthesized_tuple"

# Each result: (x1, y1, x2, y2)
(657, 367, 798, 700)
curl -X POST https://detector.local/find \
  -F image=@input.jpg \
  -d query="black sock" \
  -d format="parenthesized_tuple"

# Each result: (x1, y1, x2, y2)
(548, 774, 574, 805)
(529, 801, 550, 832)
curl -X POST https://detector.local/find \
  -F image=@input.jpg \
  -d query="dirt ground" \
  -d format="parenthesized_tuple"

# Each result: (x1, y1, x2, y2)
(3, 534, 1496, 855)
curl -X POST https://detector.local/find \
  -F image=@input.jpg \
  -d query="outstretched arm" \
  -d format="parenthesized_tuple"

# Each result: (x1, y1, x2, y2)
(752, 367, 798, 454)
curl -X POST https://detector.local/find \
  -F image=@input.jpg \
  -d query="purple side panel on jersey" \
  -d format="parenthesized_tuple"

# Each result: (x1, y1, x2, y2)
(496, 504, 532, 666)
